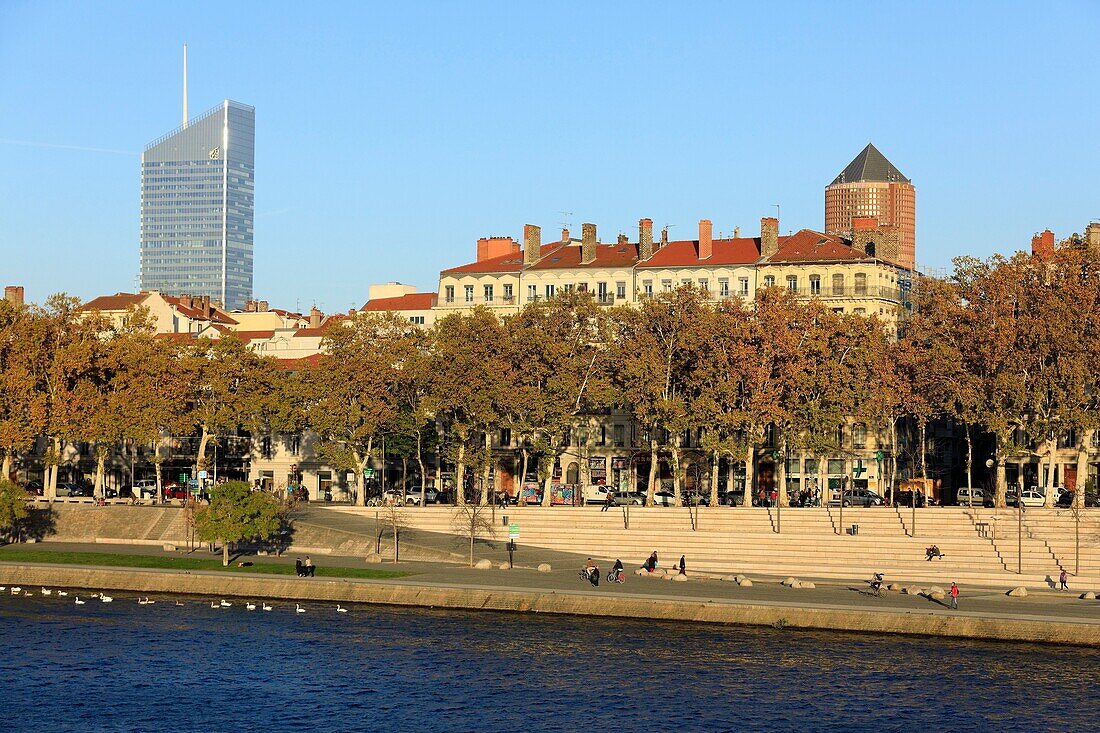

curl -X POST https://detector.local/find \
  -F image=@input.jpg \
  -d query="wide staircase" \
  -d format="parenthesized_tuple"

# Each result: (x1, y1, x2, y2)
(324, 504, 1100, 588)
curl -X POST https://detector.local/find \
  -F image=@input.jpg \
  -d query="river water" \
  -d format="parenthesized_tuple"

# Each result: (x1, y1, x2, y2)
(0, 592, 1095, 732)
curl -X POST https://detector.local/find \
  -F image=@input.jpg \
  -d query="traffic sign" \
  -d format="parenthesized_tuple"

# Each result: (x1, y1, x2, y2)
(364, 468, 375, 478)
(508, 522, 519, 540)
(198, 470, 208, 480)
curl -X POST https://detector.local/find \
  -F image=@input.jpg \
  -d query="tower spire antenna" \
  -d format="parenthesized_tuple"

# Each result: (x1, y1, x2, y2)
(182, 43, 188, 128)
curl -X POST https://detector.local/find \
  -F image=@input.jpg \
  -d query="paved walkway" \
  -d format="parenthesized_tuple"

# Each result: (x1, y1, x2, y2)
(4, 541, 1098, 627)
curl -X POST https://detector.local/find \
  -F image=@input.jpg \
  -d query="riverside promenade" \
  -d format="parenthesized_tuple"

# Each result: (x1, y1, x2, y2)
(2, 542, 1098, 648)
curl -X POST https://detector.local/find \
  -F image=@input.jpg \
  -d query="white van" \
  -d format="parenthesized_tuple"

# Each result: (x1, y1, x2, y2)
(956, 487, 992, 507)
(581, 485, 614, 505)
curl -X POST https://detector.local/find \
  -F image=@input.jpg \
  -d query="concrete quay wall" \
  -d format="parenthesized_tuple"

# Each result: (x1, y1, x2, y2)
(2, 563, 1096, 648)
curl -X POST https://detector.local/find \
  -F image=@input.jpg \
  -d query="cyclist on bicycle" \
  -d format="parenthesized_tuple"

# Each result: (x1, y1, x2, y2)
(583, 558, 600, 587)
(611, 558, 624, 583)
(869, 572, 885, 595)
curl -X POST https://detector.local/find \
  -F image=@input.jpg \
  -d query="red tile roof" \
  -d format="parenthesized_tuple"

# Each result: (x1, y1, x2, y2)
(153, 332, 199, 343)
(275, 353, 324, 370)
(360, 293, 437, 311)
(81, 293, 146, 311)
(764, 230, 869, 263)
(223, 330, 276, 341)
(637, 238, 761, 268)
(294, 314, 347, 338)
(441, 242, 565, 275)
(528, 243, 639, 270)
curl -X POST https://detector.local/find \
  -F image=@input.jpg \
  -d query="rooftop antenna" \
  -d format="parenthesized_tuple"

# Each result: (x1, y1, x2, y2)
(774, 204, 780, 221)
(557, 211, 573, 231)
(182, 44, 188, 128)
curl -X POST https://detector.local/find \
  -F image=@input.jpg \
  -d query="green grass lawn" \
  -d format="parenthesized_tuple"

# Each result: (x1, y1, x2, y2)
(0, 546, 412, 580)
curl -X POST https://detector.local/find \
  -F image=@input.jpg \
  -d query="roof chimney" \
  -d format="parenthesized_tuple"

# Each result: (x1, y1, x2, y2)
(760, 217, 779, 258)
(617, 233, 628, 246)
(639, 218, 654, 260)
(581, 223, 597, 264)
(201, 295, 211, 315)
(309, 307, 322, 329)
(1031, 229, 1055, 260)
(524, 224, 541, 267)
(660, 227, 669, 249)
(733, 226, 740, 238)
(1085, 222, 1100, 252)
(4, 285, 25, 307)
(698, 219, 713, 260)
(258, 300, 269, 312)
(561, 228, 569, 243)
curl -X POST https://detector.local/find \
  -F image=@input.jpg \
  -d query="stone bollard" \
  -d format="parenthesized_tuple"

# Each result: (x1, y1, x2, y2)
(739, 579, 753, 587)
(799, 581, 816, 589)
(498, 562, 510, 570)
(1080, 591, 1097, 600)
(887, 583, 902, 592)
(672, 574, 687, 582)
(635, 568, 649, 576)
(537, 563, 552, 573)
(782, 577, 798, 587)
(1007, 586, 1028, 597)
(474, 559, 493, 569)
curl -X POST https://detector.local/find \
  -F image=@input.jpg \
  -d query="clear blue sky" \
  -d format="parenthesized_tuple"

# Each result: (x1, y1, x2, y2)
(2, 1, 1098, 311)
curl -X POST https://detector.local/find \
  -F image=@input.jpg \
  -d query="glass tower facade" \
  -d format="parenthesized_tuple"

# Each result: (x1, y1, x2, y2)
(140, 100, 255, 310)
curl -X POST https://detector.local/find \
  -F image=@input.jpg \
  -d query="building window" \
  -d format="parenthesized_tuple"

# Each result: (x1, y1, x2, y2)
(827, 459, 845, 475)
(616, 281, 627, 299)
(738, 277, 749, 296)
(597, 282, 609, 302)
(527, 285, 537, 302)
(643, 280, 653, 297)
(853, 307, 866, 315)
(409, 316, 425, 325)
(545, 284, 555, 299)
(809, 275, 821, 295)
(718, 278, 730, 297)
(499, 428, 511, 447)
(853, 423, 867, 449)
(562, 283, 573, 293)
(681, 278, 692, 287)
(464, 285, 474, 303)
(854, 273, 867, 295)
(613, 424, 625, 447)
(444, 285, 455, 304)
(698, 278, 709, 293)
(786, 275, 798, 292)
(288, 434, 301, 454)
(662, 279, 673, 292)
(833, 425, 844, 448)
(484, 284, 494, 302)
(503, 283, 513, 301)
(832, 274, 845, 295)
(763, 275, 775, 288)
(597, 426, 606, 446)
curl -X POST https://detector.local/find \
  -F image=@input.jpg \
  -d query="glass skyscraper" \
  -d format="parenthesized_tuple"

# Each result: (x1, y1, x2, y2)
(140, 100, 255, 310)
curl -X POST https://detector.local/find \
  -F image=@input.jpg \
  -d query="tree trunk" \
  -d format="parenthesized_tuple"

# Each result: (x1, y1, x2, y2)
(519, 447, 529, 505)
(709, 451, 719, 508)
(354, 443, 369, 507)
(994, 434, 1007, 508)
(94, 449, 107, 500)
(468, 522, 475, 567)
(480, 432, 491, 505)
(416, 430, 427, 507)
(1, 452, 11, 483)
(647, 437, 658, 506)
(222, 540, 229, 567)
(742, 443, 755, 507)
(889, 419, 899, 502)
(963, 420, 973, 494)
(155, 460, 163, 504)
(919, 418, 928, 481)
(818, 455, 827, 507)
(392, 519, 399, 563)
(1043, 437, 1056, 507)
(776, 436, 787, 508)
(670, 440, 682, 507)
(196, 425, 212, 476)
(455, 440, 466, 506)
(1075, 431, 1091, 509)
(47, 437, 61, 501)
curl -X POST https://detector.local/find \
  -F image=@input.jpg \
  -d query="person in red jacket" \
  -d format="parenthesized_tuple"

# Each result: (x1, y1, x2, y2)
(949, 582, 959, 609)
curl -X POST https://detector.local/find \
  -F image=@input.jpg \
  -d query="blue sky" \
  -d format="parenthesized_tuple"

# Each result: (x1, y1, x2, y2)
(2, 1, 1098, 311)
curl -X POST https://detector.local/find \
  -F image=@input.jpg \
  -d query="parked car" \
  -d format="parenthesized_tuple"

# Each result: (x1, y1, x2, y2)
(22, 480, 44, 497)
(840, 488, 883, 507)
(892, 489, 927, 508)
(956, 487, 994, 507)
(611, 490, 645, 506)
(1056, 491, 1099, 508)
(57, 482, 90, 497)
(650, 491, 677, 507)
(405, 488, 441, 505)
(130, 480, 158, 499)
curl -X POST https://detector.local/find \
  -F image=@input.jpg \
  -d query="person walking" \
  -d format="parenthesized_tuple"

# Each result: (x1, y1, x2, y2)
(295, 557, 303, 577)
(1059, 569, 1068, 591)
(949, 581, 959, 609)
(602, 490, 613, 512)
(304, 556, 315, 577)
(678, 555, 686, 576)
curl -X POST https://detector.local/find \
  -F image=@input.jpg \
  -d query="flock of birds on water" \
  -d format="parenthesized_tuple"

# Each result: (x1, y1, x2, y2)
(1, 586, 349, 615)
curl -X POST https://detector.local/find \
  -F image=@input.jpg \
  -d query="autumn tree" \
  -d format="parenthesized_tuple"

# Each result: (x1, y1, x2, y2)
(0, 299, 48, 482)
(306, 312, 414, 506)
(193, 480, 283, 566)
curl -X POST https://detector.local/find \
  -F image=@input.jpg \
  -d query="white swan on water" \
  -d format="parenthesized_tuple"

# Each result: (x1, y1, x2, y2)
(220, 600, 232, 607)
(40, 588, 53, 596)
(11, 587, 22, 594)
(210, 601, 220, 608)
(246, 602, 256, 611)
(74, 597, 86, 605)
(57, 590, 69, 597)
(295, 604, 306, 614)
(100, 595, 113, 603)
(262, 603, 273, 611)
(336, 605, 348, 613)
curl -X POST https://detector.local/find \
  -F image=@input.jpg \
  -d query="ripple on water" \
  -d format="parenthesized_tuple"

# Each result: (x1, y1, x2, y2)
(0, 596, 1096, 732)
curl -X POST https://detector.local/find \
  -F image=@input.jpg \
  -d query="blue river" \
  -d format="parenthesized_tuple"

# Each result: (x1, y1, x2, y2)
(0, 591, 1095, 732)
